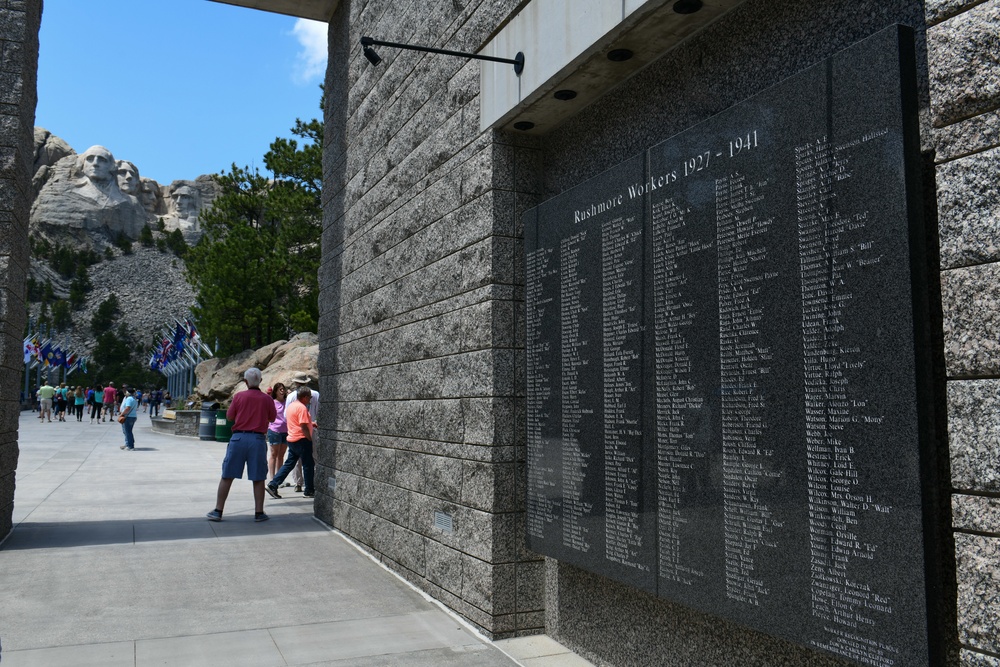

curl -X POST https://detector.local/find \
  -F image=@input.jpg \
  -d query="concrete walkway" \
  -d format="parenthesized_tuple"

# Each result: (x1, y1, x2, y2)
(0, 410, 591, 667)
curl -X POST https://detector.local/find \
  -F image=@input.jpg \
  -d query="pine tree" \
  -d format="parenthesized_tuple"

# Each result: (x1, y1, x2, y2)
(184, 166, 284, 355)
(91, 294, 119, 336)
(139, 224, 154, 247)
(185, 101, 322, 356)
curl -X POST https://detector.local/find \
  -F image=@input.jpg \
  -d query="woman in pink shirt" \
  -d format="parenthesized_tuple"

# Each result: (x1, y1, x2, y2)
(265, 384, 289, 484)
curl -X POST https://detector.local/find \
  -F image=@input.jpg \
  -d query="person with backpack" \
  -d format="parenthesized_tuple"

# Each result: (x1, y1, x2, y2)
(86, 385, 96, 422)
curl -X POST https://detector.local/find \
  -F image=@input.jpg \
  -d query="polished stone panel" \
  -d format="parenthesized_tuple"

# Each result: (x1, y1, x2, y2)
(525, 27, 933, 667)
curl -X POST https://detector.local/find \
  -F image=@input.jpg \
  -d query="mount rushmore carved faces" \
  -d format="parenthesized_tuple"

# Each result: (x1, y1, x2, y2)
(74, 146, 131, 207)
(165, 185, 201, 234)
(116, 160, 140, 195)
(171, 185, 199, 220)
(140, 177, 164, 215)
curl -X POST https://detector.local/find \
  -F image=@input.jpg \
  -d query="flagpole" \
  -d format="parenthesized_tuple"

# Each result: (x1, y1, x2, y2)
(37, 324, 47, 388)
(23, 319, 34, 406)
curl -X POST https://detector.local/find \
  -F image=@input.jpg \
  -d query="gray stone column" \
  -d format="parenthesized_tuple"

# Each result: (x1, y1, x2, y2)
(928, 1, 1000, 663)
(315, 0, 543, 638)
(0, 0, 40, 541)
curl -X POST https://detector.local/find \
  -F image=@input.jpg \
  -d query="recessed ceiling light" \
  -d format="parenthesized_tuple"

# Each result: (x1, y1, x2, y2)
(673, 0, 703, 14)
(554, 90, 577, 101)
(607, 49, 634, 62)
(513, 121, 535, 131)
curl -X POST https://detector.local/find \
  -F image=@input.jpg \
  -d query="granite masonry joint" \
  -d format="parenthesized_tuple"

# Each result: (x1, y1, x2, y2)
(953, 489, 1000, 500)
(955, 527, 1000, 538)
(927, 0, 996, 26)
(965, 646, 1000, 662)
(941, 259, 1000, 274)
(934, 141, 1000, 166)
(935, 102, 1000, 131)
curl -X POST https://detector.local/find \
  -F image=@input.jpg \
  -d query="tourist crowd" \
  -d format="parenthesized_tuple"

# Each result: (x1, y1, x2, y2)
(32, 380, 172, 425)
(206, 370, 318, 523)
(32, 380, 174, 451)
(31, 369, 320, 522)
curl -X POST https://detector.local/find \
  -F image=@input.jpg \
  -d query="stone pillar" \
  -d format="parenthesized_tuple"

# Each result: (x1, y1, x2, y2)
(315, 0, 544, 638)
(0, 0, 40, 540)
(928, 1, 1000, 663)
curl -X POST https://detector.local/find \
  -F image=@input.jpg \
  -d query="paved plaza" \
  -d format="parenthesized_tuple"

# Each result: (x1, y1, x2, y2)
(0, 410, 589, 667)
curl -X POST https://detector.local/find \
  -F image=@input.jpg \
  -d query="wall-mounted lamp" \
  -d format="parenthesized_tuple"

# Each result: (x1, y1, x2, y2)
(360, 36, 525, 76)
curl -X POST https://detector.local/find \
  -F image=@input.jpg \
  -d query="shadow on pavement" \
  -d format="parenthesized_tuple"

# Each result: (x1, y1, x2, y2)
(1, 514, 328, 550)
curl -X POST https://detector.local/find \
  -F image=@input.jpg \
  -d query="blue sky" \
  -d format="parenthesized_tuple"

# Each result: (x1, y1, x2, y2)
(35, 0, 327, 185)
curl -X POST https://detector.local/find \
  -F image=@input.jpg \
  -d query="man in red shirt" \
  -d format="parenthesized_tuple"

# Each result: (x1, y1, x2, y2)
(102, 382, 117, 421)
(266, 385, 316, 499)
(206, 367, 277, 522)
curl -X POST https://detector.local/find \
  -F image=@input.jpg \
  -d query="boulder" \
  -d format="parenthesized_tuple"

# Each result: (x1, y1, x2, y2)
(194, 358, 223, 397)
(195, 349, 255, 402)
(261, 342, 319, 391)
(194, 334, 319, 405)
(252, 339, 288, 369)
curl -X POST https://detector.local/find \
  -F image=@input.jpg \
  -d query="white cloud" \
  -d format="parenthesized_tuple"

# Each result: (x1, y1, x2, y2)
(291, 19, 327, 84)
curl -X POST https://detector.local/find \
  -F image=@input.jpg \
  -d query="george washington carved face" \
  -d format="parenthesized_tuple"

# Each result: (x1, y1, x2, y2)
(79, 146, 116, 184)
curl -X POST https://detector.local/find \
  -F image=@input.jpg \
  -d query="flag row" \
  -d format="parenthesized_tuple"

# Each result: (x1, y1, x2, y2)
(22, 335, 88, 374)
(149, 318, 212, 373)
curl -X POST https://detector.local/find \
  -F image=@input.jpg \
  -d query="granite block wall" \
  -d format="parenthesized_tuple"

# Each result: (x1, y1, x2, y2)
(534, 0, 955, 665)
(313, 0, 997, 660)
(0, 0, 39, 542)
(930, 1, 1000, 664)
(317, 0, 544, 638)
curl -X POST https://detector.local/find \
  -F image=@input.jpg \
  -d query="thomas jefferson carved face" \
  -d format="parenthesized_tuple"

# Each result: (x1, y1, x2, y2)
(116, 161, 140, 194)
(79, 146, 115, 184)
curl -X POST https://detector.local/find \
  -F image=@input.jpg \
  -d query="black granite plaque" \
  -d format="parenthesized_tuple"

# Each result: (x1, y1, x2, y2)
(524, 26, 931, 667)
(526, 155, 658, 592)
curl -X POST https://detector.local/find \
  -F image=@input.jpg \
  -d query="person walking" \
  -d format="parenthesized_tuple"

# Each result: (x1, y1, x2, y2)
(86, 385, 96, 422)
(74, 386, 86, 421)
(37, 379, 56, 423)
(206, 368, 276, 523)
(118, 386, 139, 450)
(92, 384, 104, 422)
(55, 383, 68, 422)
(283, 376, 319, 492)
(102, 382, 117, 421)
(265, 384, 289, 485)
(149, 388, 161, 417)
(267, 385, 316, 500)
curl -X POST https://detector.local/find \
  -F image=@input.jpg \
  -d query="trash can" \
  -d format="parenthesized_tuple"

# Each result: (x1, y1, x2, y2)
(215, 409, 233, 442)
(199, 403, 218, 441)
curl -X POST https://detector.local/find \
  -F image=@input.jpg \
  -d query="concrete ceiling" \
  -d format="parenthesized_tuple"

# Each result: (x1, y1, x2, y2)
(208, 0, 339, 22)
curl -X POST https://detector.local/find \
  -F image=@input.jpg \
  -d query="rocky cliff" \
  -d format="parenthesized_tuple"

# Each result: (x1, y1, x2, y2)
(31, 128, 221, 248)
(26, 129, 214, 362)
